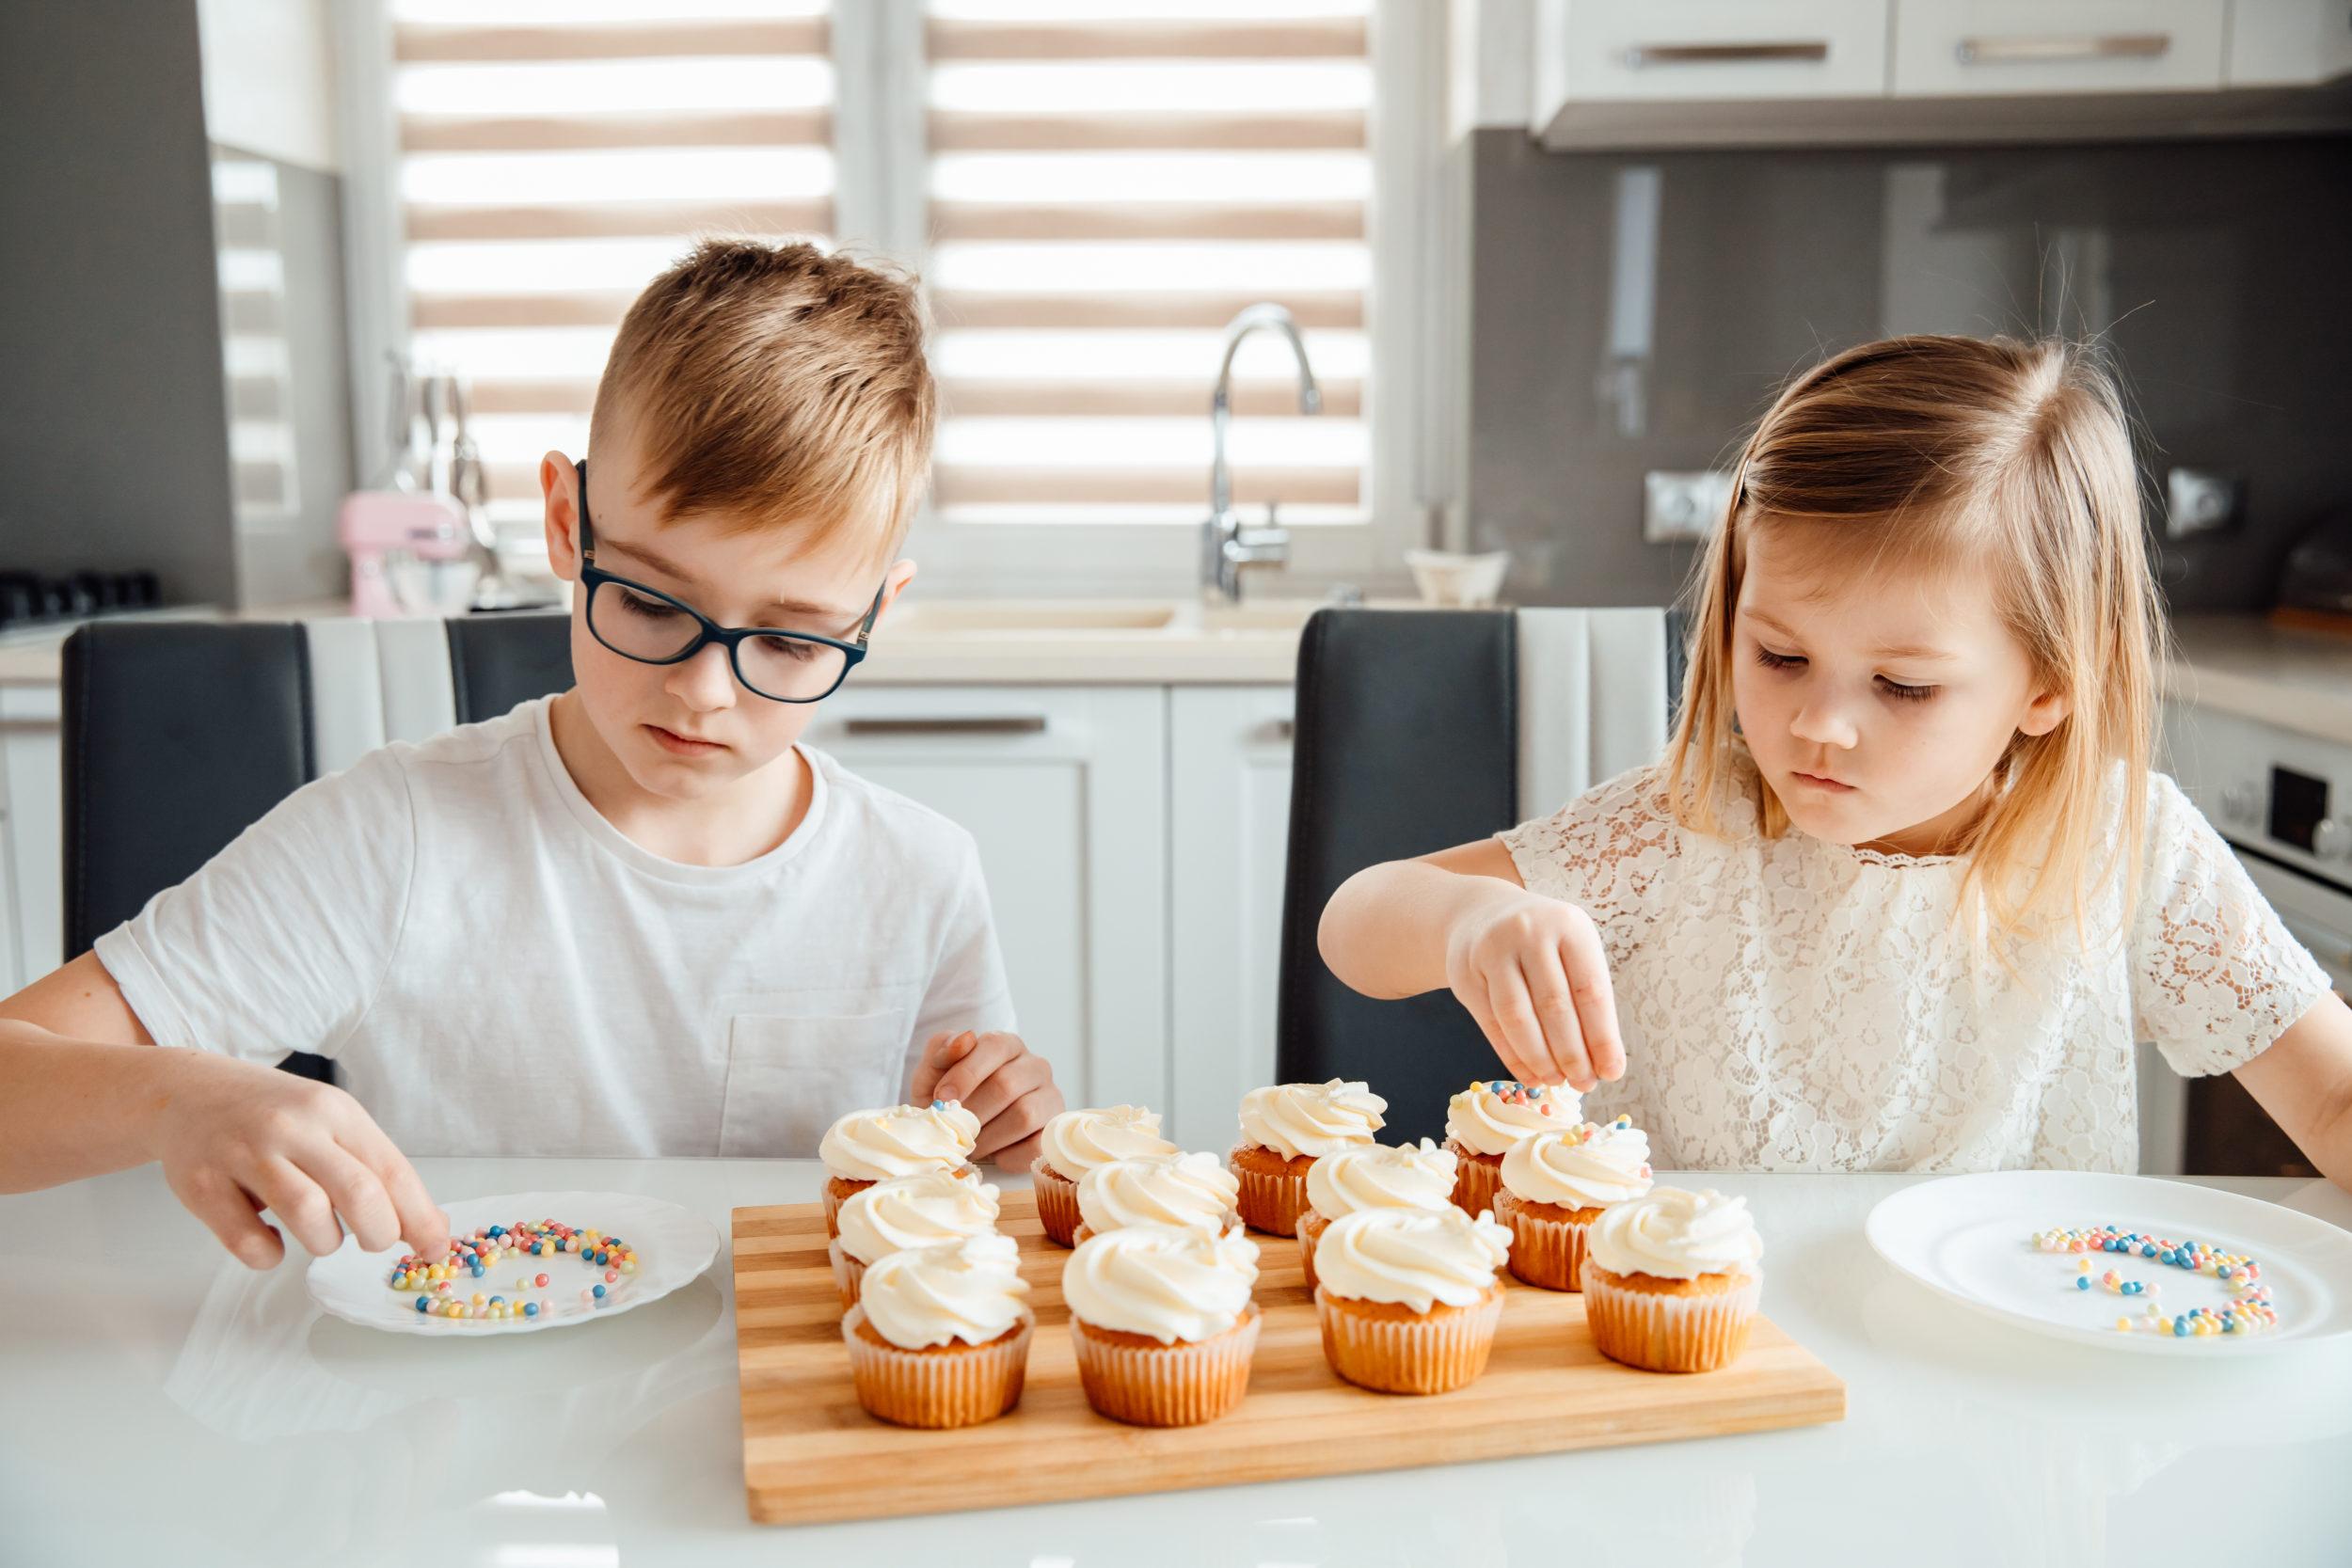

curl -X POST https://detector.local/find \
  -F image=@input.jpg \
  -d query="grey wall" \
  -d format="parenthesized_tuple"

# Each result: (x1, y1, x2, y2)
(1467, 129, 2352, 614)
(0, 1, 238, 608)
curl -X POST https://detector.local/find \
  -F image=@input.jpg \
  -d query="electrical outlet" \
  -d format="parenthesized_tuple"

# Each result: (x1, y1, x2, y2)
(1643, 470, 1733, 543)
(2165, 468, 2241, 539)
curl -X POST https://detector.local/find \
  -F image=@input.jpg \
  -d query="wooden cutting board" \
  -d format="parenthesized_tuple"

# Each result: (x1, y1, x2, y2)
(732, 1189, 1844, 1525)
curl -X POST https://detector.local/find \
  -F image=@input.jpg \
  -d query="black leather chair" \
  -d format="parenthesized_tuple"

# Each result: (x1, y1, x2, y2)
(62, 611, 572, 1082)
(1273, 607, 1684, 1143)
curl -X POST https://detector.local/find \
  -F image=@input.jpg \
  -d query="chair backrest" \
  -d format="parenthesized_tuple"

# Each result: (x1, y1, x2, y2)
(62, 611, 571, 1079)
(1274, 607, 1682, 1143)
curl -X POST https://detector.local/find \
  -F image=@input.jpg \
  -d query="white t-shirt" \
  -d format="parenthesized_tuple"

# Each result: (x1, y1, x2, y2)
(96, 696, 1015, 1158)
(1498, 742, 2333, 1174)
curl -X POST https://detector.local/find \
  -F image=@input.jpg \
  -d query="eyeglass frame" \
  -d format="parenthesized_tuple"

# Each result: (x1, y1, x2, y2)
(571, 458, 886, 704)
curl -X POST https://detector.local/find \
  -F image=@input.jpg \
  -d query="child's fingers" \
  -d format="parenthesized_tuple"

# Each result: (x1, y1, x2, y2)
(910, 1030, 974, 1104)
(166, 1164, 285, 1270)
(1485, 964, 1568, 1086)
(974, 1083, 1060, 1164)
(1520, 951, 1596, 1092)
(304, 1143, 405, 1255)
(930, 1031, 1018, 1110)
(950, 1043, 1049, 1128)
(248, 1156, 348, 1259)
(1560, 923, 1625, 1083)
(1455, 979, 1541, 1085)
(338, 1119, 450, 1259)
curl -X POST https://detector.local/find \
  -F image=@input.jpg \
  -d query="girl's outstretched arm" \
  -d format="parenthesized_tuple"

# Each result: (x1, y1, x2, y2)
(2233, 990, 2352, 1192)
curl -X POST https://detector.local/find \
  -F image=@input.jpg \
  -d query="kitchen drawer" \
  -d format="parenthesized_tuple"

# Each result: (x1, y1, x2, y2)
(2227, 0, 2352, 87)
(1536, 0, 1890, 104)
(1892, 0, 2225, 96)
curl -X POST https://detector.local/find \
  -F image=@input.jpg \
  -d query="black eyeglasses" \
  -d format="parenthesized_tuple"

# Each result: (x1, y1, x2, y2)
(573, 459, 884, 704)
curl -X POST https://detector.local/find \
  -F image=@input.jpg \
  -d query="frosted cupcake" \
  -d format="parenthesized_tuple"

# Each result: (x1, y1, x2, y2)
(1063, 1223, 1262, 1426)
(1581, 1187, 1763, 1373)
(1313, 1206, 1512, 1395)
(1443, 1079, 1581, 1217)
(817, 1101, 981, 1237)
(1229, 1080, 1388, 1237)
(1073, 1150, 1240, 1244)
(1296, 1139, 1459, 1291)
(842, 1233, 1034, 1428)
(827, 1169, 1003, 1311)
(1493, 1117, 1653, 1291)
(1030, 1105, 1179, 1246)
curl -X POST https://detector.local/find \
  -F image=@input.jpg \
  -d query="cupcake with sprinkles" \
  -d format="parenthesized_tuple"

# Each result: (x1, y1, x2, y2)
(1581, 1186, 1764, 1374)
(1073, 1149, 1241, 1244)
(817, 1101, 982, 1238)
(1229, 1079, 1388, 1237)
(1494, 1116, 1654, 1291)
(1029, 1104, 1179, 1246)
(843, 1232, 1034, 1428)
(828, 1169, 1004, 1312)
(1296, 1138, 1459, 1291)
(1063, 1222, 1263, 1426)
(1313, 1204, 1513, 1394)
(1443, 1079, 1581, 1218)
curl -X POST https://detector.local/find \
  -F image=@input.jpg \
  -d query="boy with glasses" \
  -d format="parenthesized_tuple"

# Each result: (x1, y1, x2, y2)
(0, 241, 1060, 1268)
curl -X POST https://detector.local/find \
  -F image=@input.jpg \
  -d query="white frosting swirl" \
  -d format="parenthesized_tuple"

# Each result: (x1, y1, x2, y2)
(1586, 1187, 1764, 1280)
(1444, 1081, 1584, 1156)
(1061, 1223, 1260, 1344)
(834, 1170, 1002, 1265)
(1304, 1139, 1458, 1219)
(1500, 1123, 1654, 1209)
(1038, 1104, 1178, 1181)
(818, 1101, 980, 1181)
(1235, 1079, 1387, 1159)
(1311, 1206, 1512, 1312)
(855, 1232, 1031, 1349)
(1075, 1151, 1239, 1237)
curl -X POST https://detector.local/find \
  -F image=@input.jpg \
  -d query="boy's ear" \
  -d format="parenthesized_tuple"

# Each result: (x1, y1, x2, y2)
(540, 451, 581, 582)
(868, 559, 919, 630)
(2018, 686, 2072, 738)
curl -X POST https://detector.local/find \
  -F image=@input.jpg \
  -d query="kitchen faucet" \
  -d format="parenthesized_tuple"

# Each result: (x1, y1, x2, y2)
(1204, 303, 1321, 604)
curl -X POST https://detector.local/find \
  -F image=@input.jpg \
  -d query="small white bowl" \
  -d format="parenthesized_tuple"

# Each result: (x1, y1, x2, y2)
(1405, 549, 1511, 609)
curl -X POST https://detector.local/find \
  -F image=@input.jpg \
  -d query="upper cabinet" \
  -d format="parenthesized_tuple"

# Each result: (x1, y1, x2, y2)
(1528, 0, 2352, 149)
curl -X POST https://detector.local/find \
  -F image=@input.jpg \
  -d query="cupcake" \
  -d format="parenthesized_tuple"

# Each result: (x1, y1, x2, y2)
(1493, 1117, 1653, 1291)
(827, 1169, 1003, 1311)
(817, 1101, 981, 1237)
(1229, 1079, 1387, 1237)
(1073, 1150, 1240, 1244)
(1063, 1223, 1262, 1426)
(1443, 1079, 1581, 1217)
(1296, 1139, 1458, 1291)
(842, 1233, 1034, 1428)
(1581, 1186, 1763, 1373)
(1030, 1105, 1179, 1246)
(1312, 1206, 1512, 1395)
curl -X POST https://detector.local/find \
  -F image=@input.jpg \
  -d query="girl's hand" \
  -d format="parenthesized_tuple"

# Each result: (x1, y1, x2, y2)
(911, 1029, 1064, 1174)
(1444, 891, 1626, 1092)
(145, 1049, 449, 1269)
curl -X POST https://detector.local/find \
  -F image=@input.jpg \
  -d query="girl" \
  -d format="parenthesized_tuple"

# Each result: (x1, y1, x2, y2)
(1320, 334, 2352, 1181)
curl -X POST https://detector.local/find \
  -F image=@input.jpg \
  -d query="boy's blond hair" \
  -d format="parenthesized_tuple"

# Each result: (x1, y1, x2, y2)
(1665, 333, 2164, 947)
(588, 238, 934, 559)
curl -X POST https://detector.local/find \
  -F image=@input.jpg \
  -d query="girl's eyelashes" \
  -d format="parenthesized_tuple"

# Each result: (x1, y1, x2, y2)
(1752, 646, 1940, 704)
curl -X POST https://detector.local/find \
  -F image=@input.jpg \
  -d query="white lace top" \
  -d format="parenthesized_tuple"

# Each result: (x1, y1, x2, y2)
(1498, 744, 2333, 1174)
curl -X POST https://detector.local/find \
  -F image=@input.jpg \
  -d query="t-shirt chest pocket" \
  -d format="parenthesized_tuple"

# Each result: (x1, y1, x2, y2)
(718, 1001, 913, 1158)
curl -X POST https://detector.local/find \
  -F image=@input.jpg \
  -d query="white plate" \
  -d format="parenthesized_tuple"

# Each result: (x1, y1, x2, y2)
(306, 1189, 721, 1337)
(1865, 1170, 2352, 1355)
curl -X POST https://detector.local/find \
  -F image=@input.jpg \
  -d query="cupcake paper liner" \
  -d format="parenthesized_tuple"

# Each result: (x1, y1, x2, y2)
(1031, 1159, 1082, 1246)
(825, 1239, 866, 1313)
(1580, 1261, 1762, 1373)
(1071, 1309, 1261, 1427)
(1495, 1189, 1596, 1291)
(1296, 1207, 1330, 1291)
(821, 1176, 872, 1240)
(842, 1306, 1034, 1428)
(1229, 1148, 1309, 1236)
(1315, 1285, 1503, 1395)
(1444, 1142, 1505, 1219)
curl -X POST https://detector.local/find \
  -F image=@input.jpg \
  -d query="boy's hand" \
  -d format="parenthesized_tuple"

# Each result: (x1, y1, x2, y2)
(146, 1051, 450, 1270)
(912, 1029, 1063, 1174)
(1444, 891, 1625, 1092)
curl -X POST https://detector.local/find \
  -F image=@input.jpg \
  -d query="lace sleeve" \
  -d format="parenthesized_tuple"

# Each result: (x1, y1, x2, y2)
(2132, 770, 2335, 1077)
(1495, 763, 1683, 970)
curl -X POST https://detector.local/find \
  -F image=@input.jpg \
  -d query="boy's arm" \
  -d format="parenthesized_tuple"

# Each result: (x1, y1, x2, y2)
(1317, 838, 1625, 1091)
(2233, 989, 2352, 1192)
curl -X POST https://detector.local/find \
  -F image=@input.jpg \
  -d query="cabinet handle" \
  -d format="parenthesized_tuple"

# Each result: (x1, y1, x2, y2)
(1955, 33, 2170, 65)
(840, 716, 1049, 737)
(1624, 40, 1829, 68)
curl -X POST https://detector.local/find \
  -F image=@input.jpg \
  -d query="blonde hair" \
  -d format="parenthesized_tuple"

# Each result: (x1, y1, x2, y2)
(1665, 333, 2165, 946)
(588, 238, 935, 558)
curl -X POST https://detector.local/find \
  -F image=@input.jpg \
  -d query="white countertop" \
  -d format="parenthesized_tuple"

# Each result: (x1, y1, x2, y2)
(5, 1159, 2349, 1566)
(2167, 614, 2352, 747)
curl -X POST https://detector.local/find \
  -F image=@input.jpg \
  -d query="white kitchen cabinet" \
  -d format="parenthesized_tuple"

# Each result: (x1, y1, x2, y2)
(803, 686, 1169, 1117)
(1892, 0, 2226, 96)
(0, 685, 63, 993)
(1534, 0, 1890, 104)
(2229, 0, 2352, 85)
(1168, 687, 1295, 1150)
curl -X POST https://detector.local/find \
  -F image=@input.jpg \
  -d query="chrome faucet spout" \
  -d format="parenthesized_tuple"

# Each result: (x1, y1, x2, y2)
(1205, 304, 1320, 603)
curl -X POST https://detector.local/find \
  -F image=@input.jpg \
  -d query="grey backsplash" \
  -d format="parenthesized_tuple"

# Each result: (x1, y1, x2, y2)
(1465, 129, 2352, 614)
